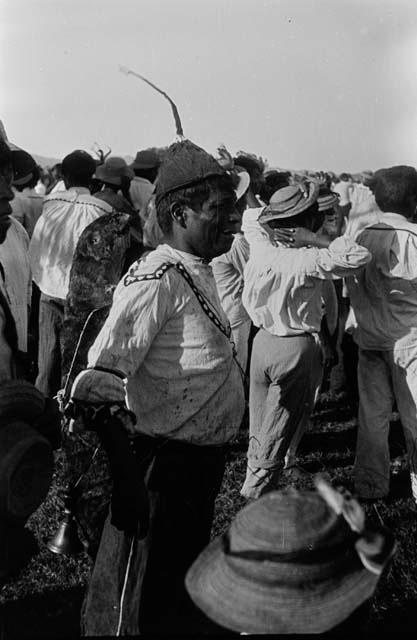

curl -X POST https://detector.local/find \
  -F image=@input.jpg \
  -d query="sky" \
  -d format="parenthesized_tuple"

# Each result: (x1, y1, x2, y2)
(1, 0, 417, 171)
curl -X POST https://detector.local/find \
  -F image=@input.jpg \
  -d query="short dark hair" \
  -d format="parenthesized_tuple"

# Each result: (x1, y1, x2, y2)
(372, 166, 417, 215)
(62, 150, 96, 187)
(339, 172, 351, 181)
(259, 171, 291, 204)
(156, 173, 235, 235)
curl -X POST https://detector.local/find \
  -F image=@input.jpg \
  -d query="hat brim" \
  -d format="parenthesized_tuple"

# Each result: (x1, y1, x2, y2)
(234, 171, 250, 201)
(185, 535, 379, 634)
(94, 168, 134, 186)
(261, 182, 319, 222)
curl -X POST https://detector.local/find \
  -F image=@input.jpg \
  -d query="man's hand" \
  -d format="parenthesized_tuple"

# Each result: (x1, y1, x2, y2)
(272, 227, 331, 248)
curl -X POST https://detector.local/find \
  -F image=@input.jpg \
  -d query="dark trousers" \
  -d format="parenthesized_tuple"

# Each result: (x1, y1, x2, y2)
(35, 293, 65, 397)
(81, 435, 227, 636)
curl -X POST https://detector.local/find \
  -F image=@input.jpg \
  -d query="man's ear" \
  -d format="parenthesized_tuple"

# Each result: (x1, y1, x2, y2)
(170, 202, 187, 228)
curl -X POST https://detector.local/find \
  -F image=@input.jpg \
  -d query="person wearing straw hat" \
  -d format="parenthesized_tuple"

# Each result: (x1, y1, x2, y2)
(68, 138, 244, 635)
(240, 182, 371, 498)
(186, 476, 396, 634)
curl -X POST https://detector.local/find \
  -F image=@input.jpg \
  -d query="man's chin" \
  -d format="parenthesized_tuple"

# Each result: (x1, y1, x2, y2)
(210, 235, 234, 259)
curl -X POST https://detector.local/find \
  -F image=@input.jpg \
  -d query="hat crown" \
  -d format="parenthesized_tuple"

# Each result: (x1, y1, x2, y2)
(155, 140, 226, 203)
(230, 491, 347, 555)
(132, 149, 160, 169)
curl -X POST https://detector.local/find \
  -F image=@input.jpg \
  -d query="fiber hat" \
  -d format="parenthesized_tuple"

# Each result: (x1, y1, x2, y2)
(94, 157, 134, 186)
(186, 487, 388, 634)
(130, 149, 160, 170)
(155, 139, 227, 205)
(260, 180, 320, 223)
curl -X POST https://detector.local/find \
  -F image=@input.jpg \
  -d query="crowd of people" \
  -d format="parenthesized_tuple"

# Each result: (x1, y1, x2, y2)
(1, 116, 415, 634)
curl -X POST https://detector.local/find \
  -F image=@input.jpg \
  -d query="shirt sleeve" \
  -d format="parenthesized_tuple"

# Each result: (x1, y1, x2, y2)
(87, 276, 171, 378)
(242, 207, 272, 245)
(312, 236, 372, 279)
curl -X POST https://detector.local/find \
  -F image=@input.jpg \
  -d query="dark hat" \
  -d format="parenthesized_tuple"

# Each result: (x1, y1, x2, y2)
(62, 150, 96, 177)
(186, 488, 383, 634)
(130, 149, 160, 170)
(94, 157, 134, 186)
(260, 180, 319, 222)
(155, 140, 226, 205)
(11, 150, 37, 186)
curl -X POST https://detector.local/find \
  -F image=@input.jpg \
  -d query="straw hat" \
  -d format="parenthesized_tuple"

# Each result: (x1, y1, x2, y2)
(94, 157, 134, 186)
(260, 181, 319, 223)
(186, 489, 381, 634)
(318, 190, 340, 212)
(233, 170, 250, 201)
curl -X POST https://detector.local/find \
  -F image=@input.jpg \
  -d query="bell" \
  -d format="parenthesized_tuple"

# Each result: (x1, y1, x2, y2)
(47, 485, 84, 555)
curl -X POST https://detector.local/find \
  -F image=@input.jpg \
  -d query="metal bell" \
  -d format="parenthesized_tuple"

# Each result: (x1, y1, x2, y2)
(47, 485, 84, 555)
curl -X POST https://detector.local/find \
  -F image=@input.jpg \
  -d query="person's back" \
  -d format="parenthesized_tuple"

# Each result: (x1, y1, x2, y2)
(29, 150, 113, 397)
(347, 214, 417, 350)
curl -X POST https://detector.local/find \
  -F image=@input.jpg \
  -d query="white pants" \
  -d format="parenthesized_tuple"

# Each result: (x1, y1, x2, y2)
(355, 347, 417, 500)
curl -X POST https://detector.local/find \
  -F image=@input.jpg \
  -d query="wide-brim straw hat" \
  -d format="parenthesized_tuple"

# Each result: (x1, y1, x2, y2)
(318, 190, 340, 212)
(186, 490, 380, 634)
(234, 170, 250, 201)
(260, 180, 319, 222)
(94, 157, 134, 186)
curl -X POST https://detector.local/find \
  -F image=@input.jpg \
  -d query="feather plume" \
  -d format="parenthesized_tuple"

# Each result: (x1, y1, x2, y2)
(119, 65, 184, 139)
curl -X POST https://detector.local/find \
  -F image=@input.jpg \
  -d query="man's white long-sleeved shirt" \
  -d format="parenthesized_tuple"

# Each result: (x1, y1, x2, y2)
(73, 244, 245, 445)
(241, 208, 371, 337)
(346, 212, 417, 350)
(211, 233, 250, 330)
(29, 187, 113, 299)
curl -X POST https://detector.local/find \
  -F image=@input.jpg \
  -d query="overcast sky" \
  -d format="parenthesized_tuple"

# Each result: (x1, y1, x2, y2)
(1, 0, 417, 171)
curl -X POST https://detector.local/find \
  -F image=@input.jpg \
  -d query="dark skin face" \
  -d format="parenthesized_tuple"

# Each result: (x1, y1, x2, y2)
(0, 146, 14, 244)
(166, 186, 241, 261)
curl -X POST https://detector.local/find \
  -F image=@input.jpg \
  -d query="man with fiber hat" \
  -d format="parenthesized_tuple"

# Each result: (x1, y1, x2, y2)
(129, 147, 160, 219)
(240, 182, 371, 498)
(68, 139, 244, 635)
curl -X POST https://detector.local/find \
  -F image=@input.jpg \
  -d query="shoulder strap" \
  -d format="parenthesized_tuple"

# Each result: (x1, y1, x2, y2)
(123, 261, 175, 286)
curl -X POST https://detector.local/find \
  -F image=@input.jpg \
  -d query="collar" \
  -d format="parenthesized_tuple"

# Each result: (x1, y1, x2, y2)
(67, 186, 90, 195)
(160, 243, 210, 267)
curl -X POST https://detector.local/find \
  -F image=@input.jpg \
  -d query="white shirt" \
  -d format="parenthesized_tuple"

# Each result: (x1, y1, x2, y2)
(346, 212, 417, 350)
(29, 187, 113, 299)
(333, 181, 353, 206)
(241, 208, 371, 337)
(129, 176, 155, 221)
(344, 185, 383, 239)
(0, 217, 31, 351)
(0, 277, 14, 382)
(211, 234, 250, 330)
(11, 187, 44, 237)
(74, 243, 244, 445)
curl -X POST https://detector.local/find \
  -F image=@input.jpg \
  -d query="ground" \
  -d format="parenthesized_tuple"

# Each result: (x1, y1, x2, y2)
(1, 392, 417, 636)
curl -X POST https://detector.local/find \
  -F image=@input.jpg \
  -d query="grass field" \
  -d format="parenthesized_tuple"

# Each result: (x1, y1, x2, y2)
(1, 391, 417, 636)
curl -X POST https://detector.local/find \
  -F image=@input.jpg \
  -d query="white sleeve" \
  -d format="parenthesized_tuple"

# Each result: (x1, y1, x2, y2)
(311, 236, 372, 279)
(87, 276, 171, 377)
